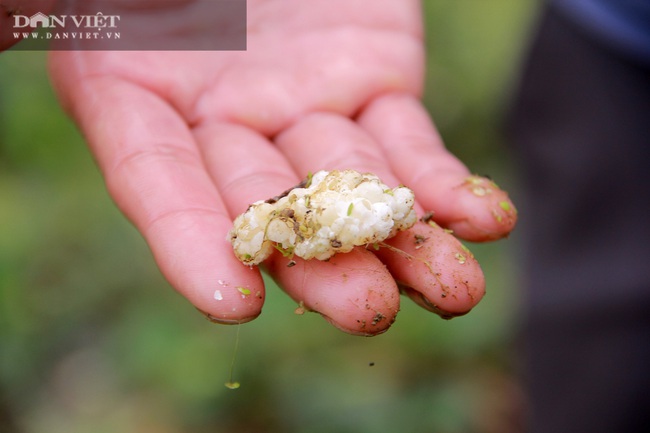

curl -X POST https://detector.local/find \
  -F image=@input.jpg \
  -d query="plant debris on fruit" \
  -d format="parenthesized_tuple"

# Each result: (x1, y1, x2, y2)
(229, 170, 417, 265)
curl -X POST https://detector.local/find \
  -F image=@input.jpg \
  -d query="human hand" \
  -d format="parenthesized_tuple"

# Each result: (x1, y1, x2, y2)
(48, 0, 516, 335)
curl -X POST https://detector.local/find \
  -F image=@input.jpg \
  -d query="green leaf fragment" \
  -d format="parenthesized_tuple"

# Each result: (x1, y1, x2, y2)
(304, 172, 313, 188)
(499, 201, 511, 211)
(225, 381, 240, 390)
(460, 243, 475, 259)
(347, 202, 354, 216)
(273, 244, 295, 258)
(237, 287, 251, 296)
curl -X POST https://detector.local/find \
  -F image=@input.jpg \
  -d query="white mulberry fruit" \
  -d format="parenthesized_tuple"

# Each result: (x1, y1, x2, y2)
(229, 169, 417, 265)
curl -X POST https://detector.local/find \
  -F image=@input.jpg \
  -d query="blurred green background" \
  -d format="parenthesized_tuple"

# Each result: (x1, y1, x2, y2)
(1, 1, 539, 432)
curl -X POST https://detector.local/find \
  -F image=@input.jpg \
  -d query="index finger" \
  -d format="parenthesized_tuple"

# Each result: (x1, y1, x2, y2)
(49, 53, 265, 323)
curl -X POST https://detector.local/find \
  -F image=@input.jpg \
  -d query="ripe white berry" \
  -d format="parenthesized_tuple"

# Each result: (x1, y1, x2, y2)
(229, 170, 417, 265)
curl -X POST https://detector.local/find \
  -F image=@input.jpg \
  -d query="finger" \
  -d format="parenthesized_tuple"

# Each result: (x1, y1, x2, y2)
(194, 122, 400, 335)
(274, 112, 400, 188)
(272, 113, 407, 333)
(274, 111, 428, 214)
(357, 93, 517, 241)
(264, 248, 400, 336)
(192, 123, 300, 217)
(377, 221, 485, 318)
(275, 112, 485, 318)
(50, 63, 265, 323)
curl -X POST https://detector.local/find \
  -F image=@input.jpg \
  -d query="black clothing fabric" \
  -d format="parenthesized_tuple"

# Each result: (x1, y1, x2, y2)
(508, 5, 650, 433)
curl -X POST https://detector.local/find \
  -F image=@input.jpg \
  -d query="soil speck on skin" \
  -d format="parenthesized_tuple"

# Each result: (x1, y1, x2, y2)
(472, 187, 487, 196)
(371, 312, 386, 326)
(420, 211, 435, 224)
(464, 176, 495, 197)
(294, 302, 307, 315)
(414, 234, 428, 249)
(492, 209, 504, 223)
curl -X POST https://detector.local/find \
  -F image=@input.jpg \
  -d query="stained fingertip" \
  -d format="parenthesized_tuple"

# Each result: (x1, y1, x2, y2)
(411, 173, 517, 242)
(443, 175, 518, 241)
(145, 211, 267, 323)
(357, 94, 517, 242)
(375, 221, 486, 318)
(194, 270, 266, 324)
(264, 248, 400, 336)
(322, 314, 393, 337)
(397, 285, 467, 320)
(184, 273, 266, 324)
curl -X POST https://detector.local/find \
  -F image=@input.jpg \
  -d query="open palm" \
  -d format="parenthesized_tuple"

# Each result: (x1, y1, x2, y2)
(48, 0, 516, 335)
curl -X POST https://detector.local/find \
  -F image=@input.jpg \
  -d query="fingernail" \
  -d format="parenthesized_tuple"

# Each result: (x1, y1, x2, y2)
(196, 308, 259, 325)
(321, 312, 393, 337)
(398, 284, 465, 320)
(416, 293, 461, 320)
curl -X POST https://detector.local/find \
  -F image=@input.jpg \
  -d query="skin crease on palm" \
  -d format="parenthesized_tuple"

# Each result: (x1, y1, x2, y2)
(30, 0, 517, 335)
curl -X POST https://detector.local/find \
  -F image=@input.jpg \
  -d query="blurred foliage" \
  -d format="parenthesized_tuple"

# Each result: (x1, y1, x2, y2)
(1, 2, 539, 432)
